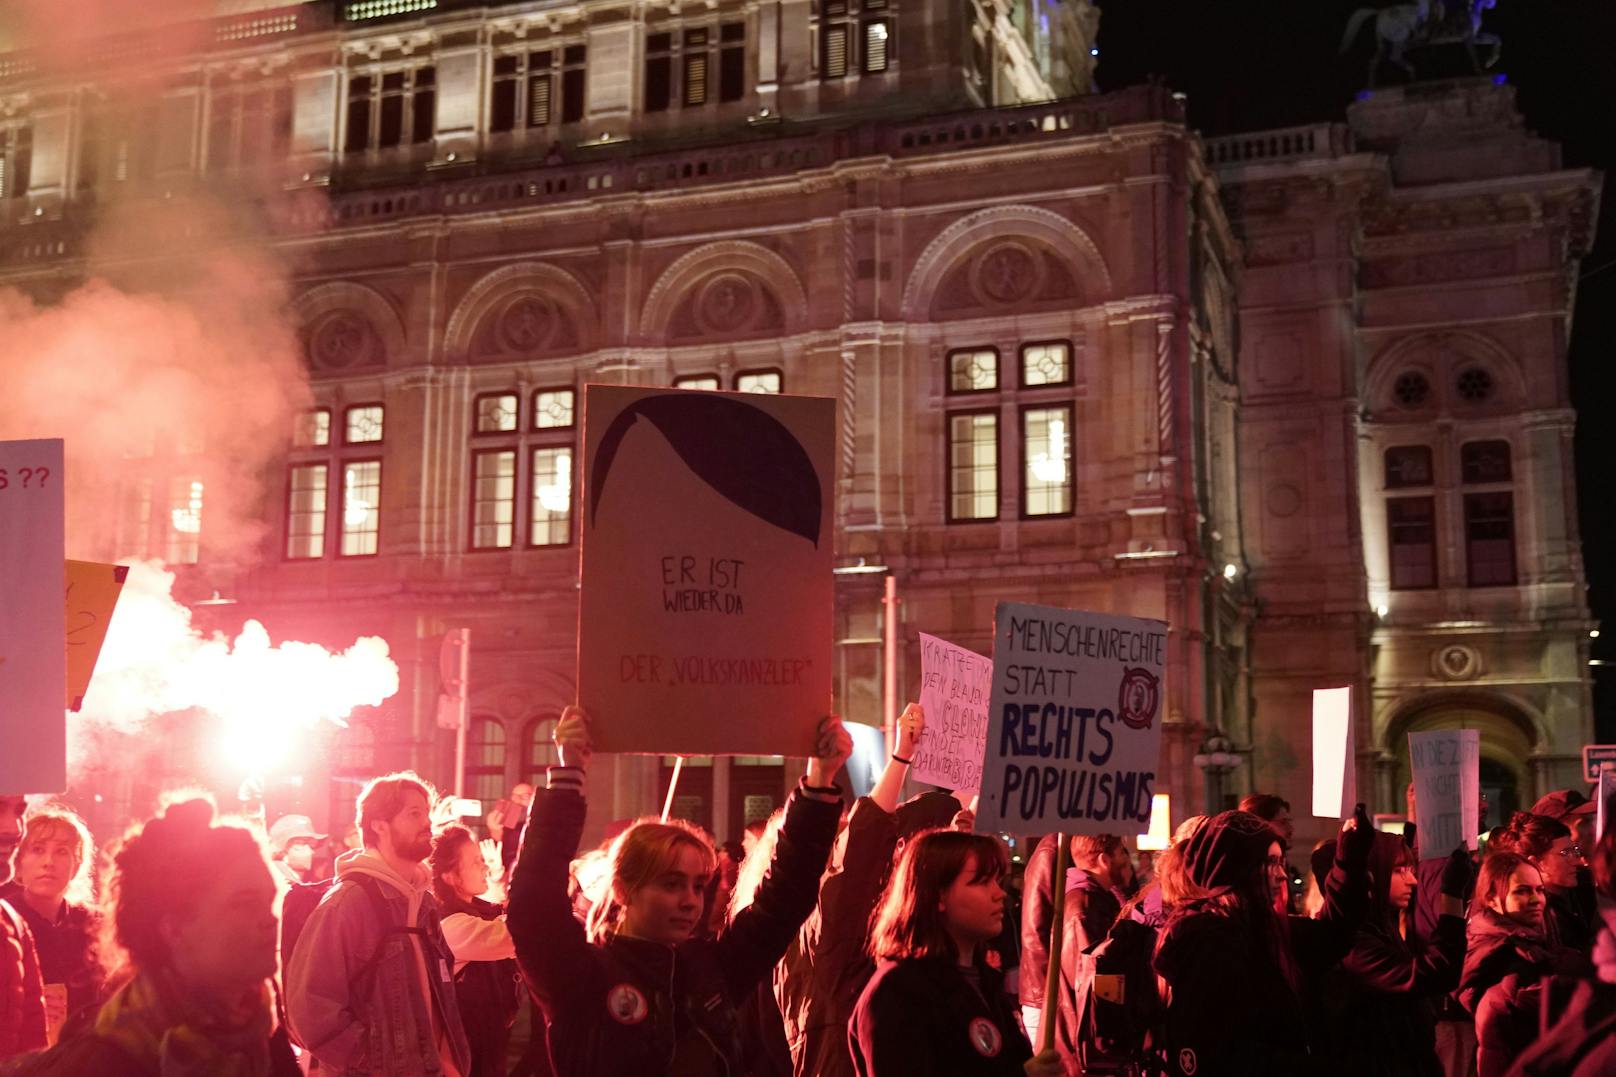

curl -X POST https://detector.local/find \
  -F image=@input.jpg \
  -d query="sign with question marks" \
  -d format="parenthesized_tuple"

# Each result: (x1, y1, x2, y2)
(0, 439, 67, 793)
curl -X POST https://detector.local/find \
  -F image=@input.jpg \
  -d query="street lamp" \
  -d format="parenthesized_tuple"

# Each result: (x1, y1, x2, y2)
(1193, 731, 1241, 814)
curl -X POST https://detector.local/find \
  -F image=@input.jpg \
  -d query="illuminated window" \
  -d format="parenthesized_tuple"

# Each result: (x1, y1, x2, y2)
(471, 450, 517, 550)
(491, 51, 555, 131)
(286, 464, 328, 559)
(735, 370, 782, 394)
(166, 477, 204, 564)
(533, 389, 576, 429)
(862, 18, 890, 73)
(684, 28, 709, 106)
(531, 448, 573, 546)
(947, 412, 998, 521)
(294, 408, 332, 448)
(1385, 446, 1433, 489)
(821, 0, 850, 78)
(344, 405, 384, 444)
(476, 393, 519, 433)
(527, 717, 559, 785)
(0, 125, 32, 200)
(1020, 342, 1070, 387)
(949, 348, 997, 393)
(1022, 405, 1072, 516)
(466, 717, 507, 807)
(674, 374, 721, 390)
(340, 460, 381, 556)
(1388, 496, 1436, 590)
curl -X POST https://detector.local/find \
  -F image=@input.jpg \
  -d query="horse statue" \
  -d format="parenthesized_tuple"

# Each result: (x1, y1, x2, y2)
(1342, 0, 1503, 87)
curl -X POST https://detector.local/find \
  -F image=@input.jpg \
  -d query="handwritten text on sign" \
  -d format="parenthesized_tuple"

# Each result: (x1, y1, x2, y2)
(914, 633, 991, 793)
(0, 439, 67, 793)
(979, 602, 1168, 835)
(1409, 729, 1481, 854)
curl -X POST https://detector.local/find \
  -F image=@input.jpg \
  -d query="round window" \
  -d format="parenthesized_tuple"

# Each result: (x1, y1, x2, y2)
(1456, 367, 1494, 403)
(1393, 371, 1431, 408)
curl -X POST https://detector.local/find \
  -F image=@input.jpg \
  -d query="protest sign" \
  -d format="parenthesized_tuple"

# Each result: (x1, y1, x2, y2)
(1408, 729, 1481, 853)
(0, 439, 66, 793)
(913, 632, 991, 792)
(1311, 687, 1357, 818)
(1598, 768, 1615, 844)
(578, 385, 834, 755)
(977, 602, 1168, 835)
(65, 560, 127, 711)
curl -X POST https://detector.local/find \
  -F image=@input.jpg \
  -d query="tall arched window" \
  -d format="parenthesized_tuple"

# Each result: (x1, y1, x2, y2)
(526, 716, 559, 786)
(466, 717, 508, 807)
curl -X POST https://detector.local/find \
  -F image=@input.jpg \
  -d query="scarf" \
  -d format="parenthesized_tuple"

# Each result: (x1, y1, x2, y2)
(93, 971, 276, 1077)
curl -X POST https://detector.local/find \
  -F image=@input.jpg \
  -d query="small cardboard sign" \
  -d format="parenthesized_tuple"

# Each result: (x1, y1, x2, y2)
(977, 602, 1168, 835)
(913, 632, 991, 793)
(65, 560, 127, 712)
(1409, 729, 1481, 854)
(577, 385, 835, 756)
(1311, 687, 1357, 819)
(0, 439, 67, 793)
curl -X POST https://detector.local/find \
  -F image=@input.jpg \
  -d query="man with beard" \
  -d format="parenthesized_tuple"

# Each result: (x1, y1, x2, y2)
(0, 794, 46, 1060)
(286, 773, 470, 1077)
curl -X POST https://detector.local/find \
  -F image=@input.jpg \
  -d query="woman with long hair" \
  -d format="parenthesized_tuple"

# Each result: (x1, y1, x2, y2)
(1459, 851, 1589, 1077)
(0, 795, 298, 1077)
(430, 825, 519, 1077)
(1490, 811, 1593, 952)
(506, 706, 847, 1076)
(0, 807, 103, 1042)
(1152, 805, 1373, 1076)
(848, 829, 1062, 1076)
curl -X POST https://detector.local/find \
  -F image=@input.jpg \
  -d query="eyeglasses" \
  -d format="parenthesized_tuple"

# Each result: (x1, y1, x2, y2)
(1554, 846, 1585, 861)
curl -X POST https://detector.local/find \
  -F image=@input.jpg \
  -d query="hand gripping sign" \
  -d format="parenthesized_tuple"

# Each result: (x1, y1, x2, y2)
(976, 601, 1168, 836)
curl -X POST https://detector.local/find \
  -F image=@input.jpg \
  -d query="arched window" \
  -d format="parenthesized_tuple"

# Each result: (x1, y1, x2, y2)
(466, 717, 508, 807)
(526, 716, 559, 786)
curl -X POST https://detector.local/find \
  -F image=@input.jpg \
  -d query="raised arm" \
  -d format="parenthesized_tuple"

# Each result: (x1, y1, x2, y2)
(869, 703, 924, 815)
(506, 707, 607, 1019)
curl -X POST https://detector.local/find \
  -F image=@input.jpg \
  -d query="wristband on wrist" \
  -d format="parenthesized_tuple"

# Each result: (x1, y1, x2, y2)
(890, 754, 913, 766)
(801, 780, 841, 796)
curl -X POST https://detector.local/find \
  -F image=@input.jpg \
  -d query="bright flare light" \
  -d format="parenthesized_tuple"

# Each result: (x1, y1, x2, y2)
(170, 480, 204, 533)
(537, 453, 571, 513)
(1030, 417, 1067, 483)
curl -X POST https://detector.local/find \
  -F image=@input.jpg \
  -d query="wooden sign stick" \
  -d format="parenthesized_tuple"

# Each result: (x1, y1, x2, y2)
(661, 756, 685, 823)
(1040, 834, 1071, 1054)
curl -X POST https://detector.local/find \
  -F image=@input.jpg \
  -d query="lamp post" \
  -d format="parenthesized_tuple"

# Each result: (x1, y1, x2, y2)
(1192, 731, 1241, 815)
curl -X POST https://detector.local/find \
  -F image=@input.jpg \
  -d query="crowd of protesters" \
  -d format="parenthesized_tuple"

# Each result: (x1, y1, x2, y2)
(0, 710, 1613, 1076)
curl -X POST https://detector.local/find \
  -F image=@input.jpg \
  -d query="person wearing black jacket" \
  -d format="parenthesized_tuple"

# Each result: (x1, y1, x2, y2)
(1312, 834, 1471, 1077)
(431, 825, 520, 1077)
(1152, 805, 1374, 1077)
(506, 706, 847, 1077)
(849, 829, 1062, 1077)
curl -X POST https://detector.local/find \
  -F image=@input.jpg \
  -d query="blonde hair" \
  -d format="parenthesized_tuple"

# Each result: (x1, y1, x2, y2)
(727, 810, 785, 925)
(14, 806, 96, 907)
(588, 818, 716, 944)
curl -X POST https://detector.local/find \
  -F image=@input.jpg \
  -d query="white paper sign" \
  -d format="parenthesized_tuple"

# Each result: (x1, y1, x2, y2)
(0, 439, 66, 793)
(1311, 687, 1357, 818)
(913, 632, 991, 793)
(1409, 729, 1481, 854)
(978, 602, 1168, 835)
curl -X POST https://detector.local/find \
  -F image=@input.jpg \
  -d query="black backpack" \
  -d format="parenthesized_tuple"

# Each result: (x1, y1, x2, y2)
(1071, 916, 1166, 1076)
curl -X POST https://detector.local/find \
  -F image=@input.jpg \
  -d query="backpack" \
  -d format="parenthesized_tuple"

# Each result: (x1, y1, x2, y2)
(1072, 917, 1165, 1076)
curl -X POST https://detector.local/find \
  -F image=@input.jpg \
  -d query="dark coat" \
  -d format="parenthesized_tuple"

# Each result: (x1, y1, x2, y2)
(1503, 974, 1616, 1077)
(507, 782, 839, 1077)
(1153, 821, 1368, 1077)
(0, 899, 44, 1061)
(1458, 909, 1591, 1077)
(1052, 868, 1123, 1066)
(1019, 834, 1061, 1014)
(0, 886, 101, 1028)
(774, 796, 897, 1077)
(848, 957, 1033, 1077)
(440, 895, 521, 1077)
(1543, 876, 1597, 954)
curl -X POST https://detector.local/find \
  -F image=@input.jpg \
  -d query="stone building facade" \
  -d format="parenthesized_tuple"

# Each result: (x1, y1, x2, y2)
(0, 1, 1595, 844)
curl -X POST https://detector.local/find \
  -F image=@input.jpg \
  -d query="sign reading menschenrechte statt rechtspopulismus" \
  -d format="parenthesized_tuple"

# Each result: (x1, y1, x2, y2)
(977, 602, 1168, 835)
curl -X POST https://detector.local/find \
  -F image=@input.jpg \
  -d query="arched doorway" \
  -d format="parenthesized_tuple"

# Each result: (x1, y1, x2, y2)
(1380, 693, 1540, 835)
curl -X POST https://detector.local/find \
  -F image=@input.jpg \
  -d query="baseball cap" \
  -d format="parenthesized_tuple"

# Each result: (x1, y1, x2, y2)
(1530, 789, 1596, 820)
(268, 814, 326, 855)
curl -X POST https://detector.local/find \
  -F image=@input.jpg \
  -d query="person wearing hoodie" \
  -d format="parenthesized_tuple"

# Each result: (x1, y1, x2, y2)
(744, 701, 962, 1077)
(1311, 834, 1471, 1077)
(1503, 827, 1616, 1077)
(286, 772, 471, 1077)
(1457, 851, 1589, 1077)
(1152, 804, 1374, 1077)
(507, 706, 847, 1077)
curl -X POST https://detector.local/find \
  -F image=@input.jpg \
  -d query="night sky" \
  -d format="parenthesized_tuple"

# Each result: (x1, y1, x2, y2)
(1096, 0, 1616, 742)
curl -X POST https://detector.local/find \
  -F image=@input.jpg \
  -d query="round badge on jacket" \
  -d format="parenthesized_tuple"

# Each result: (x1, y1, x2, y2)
(1178, 1047, 1199, 1075)
(968, 1017, 1002, 1057)
(605, 983, 648, 1025)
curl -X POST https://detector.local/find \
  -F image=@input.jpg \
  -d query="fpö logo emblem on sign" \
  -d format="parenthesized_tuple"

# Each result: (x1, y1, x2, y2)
(1117, 667, 1161, 730)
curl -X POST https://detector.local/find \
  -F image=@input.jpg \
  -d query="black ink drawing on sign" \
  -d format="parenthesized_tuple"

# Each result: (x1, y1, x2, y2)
(589, 393, 823, 547)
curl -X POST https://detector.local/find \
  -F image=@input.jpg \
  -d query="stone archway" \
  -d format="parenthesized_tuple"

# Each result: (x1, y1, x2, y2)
(1378, 691, 1545, 831)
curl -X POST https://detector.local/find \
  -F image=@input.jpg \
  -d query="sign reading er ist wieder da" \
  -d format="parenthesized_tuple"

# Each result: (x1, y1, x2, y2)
(977, 601, 1168, 835)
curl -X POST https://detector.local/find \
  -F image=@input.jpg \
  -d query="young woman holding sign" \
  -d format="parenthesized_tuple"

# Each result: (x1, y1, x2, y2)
(848, 829, 1063, 1077)
(505, 705, 848, 1077)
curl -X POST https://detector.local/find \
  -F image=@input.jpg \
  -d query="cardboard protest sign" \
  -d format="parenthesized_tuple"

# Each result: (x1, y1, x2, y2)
(977, 602, 1168, 835)
(0, 439, 66, 793)
(1311, 687, 1357, 818)
(913, 632, 991, 792)
(578, 385, 834, 755)
(1598, 769, 1615, 845)
(65, 560, 127, 711)
(1408, 729, 1481, 853)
